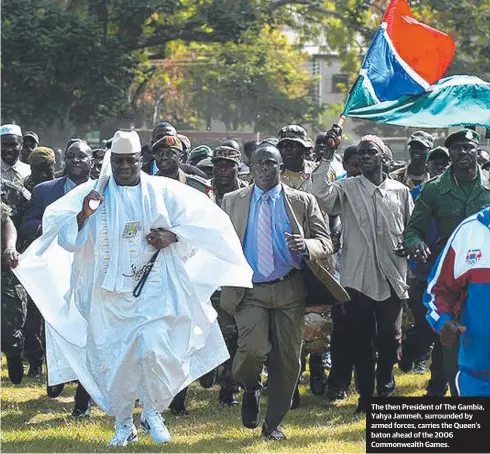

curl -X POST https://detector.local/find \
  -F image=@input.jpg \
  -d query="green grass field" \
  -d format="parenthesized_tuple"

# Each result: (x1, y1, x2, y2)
(1, 359, 429, 453)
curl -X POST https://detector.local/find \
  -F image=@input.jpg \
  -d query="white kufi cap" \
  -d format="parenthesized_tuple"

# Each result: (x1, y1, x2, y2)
(0, 124, 22, 137)
(111, 130, 141, 155)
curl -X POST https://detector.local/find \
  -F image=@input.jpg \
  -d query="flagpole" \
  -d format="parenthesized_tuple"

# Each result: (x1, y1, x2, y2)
(326, 73, 360, 148)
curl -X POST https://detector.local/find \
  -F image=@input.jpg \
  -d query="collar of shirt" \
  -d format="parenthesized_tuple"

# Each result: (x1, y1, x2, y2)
(252, 183, 282, 203)
(439, 165, 490, 195)
(2, 158, 27, 173)
(359, 174, 389, 198)
(63, 177, 77, 194)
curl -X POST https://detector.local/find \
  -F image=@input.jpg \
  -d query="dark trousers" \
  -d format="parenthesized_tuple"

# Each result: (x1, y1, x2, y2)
(403, 278, 435, 362)
(344, 288, 403, 399)
(23, 297, 45, 366)
(211, 292, 239, 392)
(1, 285, 27, 358)
(328, 302, 354, 394)
(74, 382, 91, 411)
(233, 272, 306, 430)
(404, 278, 452, 395)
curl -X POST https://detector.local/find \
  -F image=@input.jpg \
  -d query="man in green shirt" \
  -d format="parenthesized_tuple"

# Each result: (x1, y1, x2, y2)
(403, 128, 490, 262)
(403, 128, 490, 396)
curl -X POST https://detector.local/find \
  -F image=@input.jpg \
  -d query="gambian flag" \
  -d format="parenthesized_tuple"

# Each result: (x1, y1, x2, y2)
(343, 0, 490, 128)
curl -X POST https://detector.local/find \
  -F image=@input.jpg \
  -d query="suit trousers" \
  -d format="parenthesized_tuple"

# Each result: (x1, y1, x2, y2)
(343, 288, 403, 399)
(233, 271, 306, 430)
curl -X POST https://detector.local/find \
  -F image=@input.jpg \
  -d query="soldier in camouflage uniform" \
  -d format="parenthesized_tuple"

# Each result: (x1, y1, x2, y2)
(153, 134, 215, 416)
(210, 146, 249, 207)
(18, 147, 56, 378)
(1, 182, 31, 384)
(277, 125, 339, 408)
(153, 135, 215, 200)
(20, 147, 56, 193)
(199, 146, 250, 406)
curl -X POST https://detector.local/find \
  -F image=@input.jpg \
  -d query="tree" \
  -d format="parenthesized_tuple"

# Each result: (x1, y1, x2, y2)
(1, 0, 269, 132)
(180, 28, 324, 133)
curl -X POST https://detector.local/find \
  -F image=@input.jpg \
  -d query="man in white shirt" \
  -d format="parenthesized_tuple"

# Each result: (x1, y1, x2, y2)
(14, 130, 252, 447)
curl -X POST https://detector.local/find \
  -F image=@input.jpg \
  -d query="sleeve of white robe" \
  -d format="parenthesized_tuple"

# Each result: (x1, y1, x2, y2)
(161, 179, 253, 291)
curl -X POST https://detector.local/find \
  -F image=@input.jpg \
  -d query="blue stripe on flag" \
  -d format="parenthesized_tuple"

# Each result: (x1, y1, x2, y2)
(363, 27, 427, 102)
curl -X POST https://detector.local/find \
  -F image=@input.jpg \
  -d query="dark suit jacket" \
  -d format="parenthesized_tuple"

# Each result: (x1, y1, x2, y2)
(220, 183, 349, 315)
(21, 177, 67, 242)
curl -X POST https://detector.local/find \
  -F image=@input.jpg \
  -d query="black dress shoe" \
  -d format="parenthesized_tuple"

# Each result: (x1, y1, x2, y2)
(377, 381, 395, 398)
(47, 383, 65, 398)
(241, 390, 261, 429)
(310, 374, 327, 396)
(199, 368, 218, 389)
(27, 363, 43, 379)
(72, 406, 91, 419)
(7, 355, 24, 385)
(262, 423, 287, 441)
(170, 405, 190, 417)
(398, 358, 413, 373)
(325, 384, 347, 402)
(290, 385, 300, 410)
(219, 388, 239, 407)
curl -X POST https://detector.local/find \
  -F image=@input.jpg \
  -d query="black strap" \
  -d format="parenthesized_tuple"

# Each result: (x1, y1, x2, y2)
(133, 250, 160, 298)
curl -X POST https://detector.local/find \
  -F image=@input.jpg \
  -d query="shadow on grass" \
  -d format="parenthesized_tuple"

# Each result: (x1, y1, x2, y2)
(2, 424, 366, 453)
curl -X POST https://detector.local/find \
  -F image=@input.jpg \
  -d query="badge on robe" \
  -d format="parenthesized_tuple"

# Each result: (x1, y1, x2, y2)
(122, 221, 140, 239)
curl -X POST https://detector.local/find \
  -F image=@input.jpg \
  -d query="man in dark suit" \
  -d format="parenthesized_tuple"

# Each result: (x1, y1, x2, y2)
(21, 140, 93, 418)
(220, 144, 349, 440)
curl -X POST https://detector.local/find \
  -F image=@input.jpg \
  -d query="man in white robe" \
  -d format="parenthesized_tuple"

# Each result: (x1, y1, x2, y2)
(14, 130, 252, 447)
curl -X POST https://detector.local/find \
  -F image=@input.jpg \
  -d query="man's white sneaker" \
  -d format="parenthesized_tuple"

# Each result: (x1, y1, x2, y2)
(107, 419, 138, 447)
(140, 409, 171, 443)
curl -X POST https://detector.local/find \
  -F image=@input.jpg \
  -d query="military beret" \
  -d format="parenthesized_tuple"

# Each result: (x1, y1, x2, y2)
(407, 130, 434, 149)
(427, 146, 450, 161)
(444, 128, 481, 148)
(212, 146, 241, 165)
(190, 145, 213, 160)
(152, 135, 183, 152)
(28, 147, 56, 166)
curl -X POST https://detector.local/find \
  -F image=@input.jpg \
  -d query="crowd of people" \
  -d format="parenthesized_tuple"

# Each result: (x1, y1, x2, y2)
(1, 120, 489, 447)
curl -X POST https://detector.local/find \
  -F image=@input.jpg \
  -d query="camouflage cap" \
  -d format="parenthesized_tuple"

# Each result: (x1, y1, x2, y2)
(152, 135, 183, 152)
(444, 128, 481, 148)
(212, 146, 241, 164)
(277, 125, 313, 149)
(27, 147, 56, 166)
(407, 130, 434, 149)
(427, 146, 450, 161)
(177, 134, 192, 152)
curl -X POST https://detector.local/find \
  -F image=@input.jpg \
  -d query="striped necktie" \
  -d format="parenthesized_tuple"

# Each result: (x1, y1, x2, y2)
(257, 193, 274, 277)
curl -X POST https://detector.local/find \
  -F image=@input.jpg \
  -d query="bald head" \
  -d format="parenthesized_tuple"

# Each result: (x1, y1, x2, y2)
(250, 144, 283, 191)
(67, 141, 93, 157)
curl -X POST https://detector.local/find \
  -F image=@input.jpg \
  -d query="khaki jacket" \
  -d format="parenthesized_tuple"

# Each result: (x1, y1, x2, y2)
(220, 184, 350, 314)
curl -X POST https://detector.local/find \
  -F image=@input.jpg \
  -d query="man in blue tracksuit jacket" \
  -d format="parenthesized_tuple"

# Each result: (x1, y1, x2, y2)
(424, 205, 490, 396)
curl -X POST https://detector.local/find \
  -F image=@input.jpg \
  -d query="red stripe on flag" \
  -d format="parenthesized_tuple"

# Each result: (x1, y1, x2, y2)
(383, 0, 455, 84)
